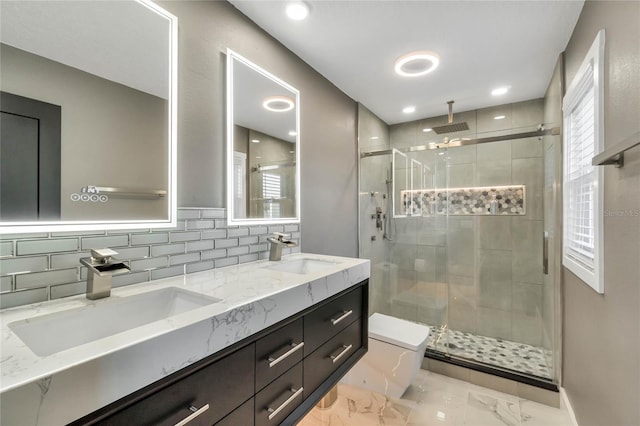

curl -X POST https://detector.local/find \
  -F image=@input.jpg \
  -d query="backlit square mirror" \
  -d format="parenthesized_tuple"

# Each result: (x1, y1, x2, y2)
(0, 0, 177, 233)
(226, 49, 300, 226)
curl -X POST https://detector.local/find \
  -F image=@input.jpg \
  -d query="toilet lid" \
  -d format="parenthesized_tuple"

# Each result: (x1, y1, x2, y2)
(368, 313, 430, 351)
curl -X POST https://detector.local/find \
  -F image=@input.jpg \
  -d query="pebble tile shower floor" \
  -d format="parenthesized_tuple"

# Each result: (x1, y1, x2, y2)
(426, 327, 553, 380)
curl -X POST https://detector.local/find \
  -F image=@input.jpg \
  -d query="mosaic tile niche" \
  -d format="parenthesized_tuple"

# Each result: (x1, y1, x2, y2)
(400, 185, 526, 216)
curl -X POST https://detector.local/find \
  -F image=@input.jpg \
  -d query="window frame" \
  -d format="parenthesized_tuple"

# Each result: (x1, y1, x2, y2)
(562, 29, 605, 293)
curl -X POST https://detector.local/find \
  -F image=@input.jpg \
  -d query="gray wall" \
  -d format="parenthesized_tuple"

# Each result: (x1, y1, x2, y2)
(160, 1, 358, 257)
(562, 1, 640, 425)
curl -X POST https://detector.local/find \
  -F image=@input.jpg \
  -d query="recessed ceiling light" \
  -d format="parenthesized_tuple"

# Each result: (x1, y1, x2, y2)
(263, 96, 294, 112)
(289, 150, 295, 154)
(288, 130, 297, 136)
(370, 136, 380, 140)
(494, 115, 506, 120)
(403, 106, 416, 114)
(256, 156, 262, 159)
(491, 86, 510, 96)
(286, 2, 309, 20)
(422, 128, 432, 132)
(251, 139, 260, 143)
(394, 51, 440, 77)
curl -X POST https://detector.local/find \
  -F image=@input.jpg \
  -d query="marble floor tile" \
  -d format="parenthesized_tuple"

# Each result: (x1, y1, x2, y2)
(520, 399, 573, 426)
(299, 370, 573, 426)
(464, 391, 521, 426)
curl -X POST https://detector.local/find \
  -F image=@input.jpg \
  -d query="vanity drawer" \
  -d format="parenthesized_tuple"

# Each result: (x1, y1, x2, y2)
(255, 317, 304, 392)
(93, 344, 255, 426)
(304, 286, 362, 355)
(215, 398, 254, 426)
(303, 318, 362, 398)
(255, 361, 303, 426)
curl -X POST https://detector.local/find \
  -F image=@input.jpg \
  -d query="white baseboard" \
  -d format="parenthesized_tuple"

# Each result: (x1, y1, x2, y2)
(560, 387, 579, 426)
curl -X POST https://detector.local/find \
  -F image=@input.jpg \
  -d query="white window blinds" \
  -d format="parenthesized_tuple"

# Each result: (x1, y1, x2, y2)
(562, 30, 605, 293)
(263, 173, 281, 218)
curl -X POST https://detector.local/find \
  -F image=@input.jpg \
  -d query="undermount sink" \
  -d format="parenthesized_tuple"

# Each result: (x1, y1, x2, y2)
(264, 258, 339, 275)
(8, 287, 221, 357)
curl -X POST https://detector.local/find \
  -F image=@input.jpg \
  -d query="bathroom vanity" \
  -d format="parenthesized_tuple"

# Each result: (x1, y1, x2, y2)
(0, 254, 370, 425)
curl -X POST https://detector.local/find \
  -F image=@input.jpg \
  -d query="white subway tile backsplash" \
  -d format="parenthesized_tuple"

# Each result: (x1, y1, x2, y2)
(0, 287, 48, 309)
(0, 208, 301, 309)
(15, 268, 78, 289)
(150, 244, 186, 257)
(81, 235, 129, 251)
(0, 256, 49, 275)
(131, 233, 169, 246)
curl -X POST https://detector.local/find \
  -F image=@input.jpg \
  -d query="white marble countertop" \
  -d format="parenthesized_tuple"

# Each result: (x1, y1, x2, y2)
(0, 253, 370, 396)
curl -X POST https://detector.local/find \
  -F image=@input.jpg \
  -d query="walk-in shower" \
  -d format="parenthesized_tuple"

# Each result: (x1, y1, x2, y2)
(358, 97, 562, 387)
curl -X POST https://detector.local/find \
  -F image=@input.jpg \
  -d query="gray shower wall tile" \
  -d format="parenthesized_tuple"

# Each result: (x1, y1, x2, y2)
(511, 312, 543, 347)
(477, 307, 512, 341)
(511, 137, 543, 159)
(478, 249, 513, 311)
(0, 208, 299, 309)
(512, 218, 543, 284)
(510, 99, 544, 129)
(478, 217, 512, 250)
(512, 282, 543, 316)
(512, 157, 544, 187)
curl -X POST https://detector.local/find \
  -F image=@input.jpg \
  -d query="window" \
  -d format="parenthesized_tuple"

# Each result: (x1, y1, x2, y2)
(263, 173, 281, 218)
(562, 30, 605, 293)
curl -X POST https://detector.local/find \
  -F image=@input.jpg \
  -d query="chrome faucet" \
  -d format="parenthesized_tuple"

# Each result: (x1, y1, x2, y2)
(267, 232, 298, 261)
(80, 248, 130, 299)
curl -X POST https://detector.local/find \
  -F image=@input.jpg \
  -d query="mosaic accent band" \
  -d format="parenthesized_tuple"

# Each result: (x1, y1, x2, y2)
(401, 185, 526, 216)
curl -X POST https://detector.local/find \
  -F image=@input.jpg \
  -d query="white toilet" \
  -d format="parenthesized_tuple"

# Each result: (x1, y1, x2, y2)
(343, 313, 430, 398)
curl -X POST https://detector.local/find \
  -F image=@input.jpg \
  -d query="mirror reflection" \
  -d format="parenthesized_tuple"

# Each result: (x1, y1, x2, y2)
(0, 0, 176, 232)
(227, 50, 300, 225)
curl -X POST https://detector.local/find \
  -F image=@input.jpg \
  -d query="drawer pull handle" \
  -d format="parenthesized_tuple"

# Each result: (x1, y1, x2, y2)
(268, 341, 305, 368)
(267, 387, 304, 420)
(329, 344, 353, 364)
(331, 310, 353, 325)
(173, 404, 209, 426)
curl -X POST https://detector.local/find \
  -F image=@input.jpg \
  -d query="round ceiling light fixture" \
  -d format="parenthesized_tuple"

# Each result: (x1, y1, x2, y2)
(286, 2, 309, 20)
(394, 51, 440, 77)
(491, 86, 510, 96)
(403, 105, 416, 114)
(262, 96, 295, 112)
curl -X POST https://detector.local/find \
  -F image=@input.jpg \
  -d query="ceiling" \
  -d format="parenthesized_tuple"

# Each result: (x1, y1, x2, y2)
(229, 1, 584, 125)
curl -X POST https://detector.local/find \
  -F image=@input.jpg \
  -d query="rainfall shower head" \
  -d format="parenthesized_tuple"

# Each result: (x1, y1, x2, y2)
(431, 100, 469, 134)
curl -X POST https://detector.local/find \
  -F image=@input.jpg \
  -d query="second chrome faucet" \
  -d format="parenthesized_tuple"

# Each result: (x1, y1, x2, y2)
(267, 232, 298, 261)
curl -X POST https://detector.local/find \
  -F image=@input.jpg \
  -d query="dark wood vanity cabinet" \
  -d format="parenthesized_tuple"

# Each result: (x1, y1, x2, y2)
(71, 280, 368, 426)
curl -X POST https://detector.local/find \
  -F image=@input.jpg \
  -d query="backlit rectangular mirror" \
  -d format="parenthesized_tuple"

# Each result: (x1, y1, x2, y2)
(0, 0, 177, 233)
(226, 49, 300, 226)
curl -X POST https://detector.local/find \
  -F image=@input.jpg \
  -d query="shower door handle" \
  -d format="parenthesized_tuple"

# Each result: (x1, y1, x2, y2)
(543, 231, 549, 275)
